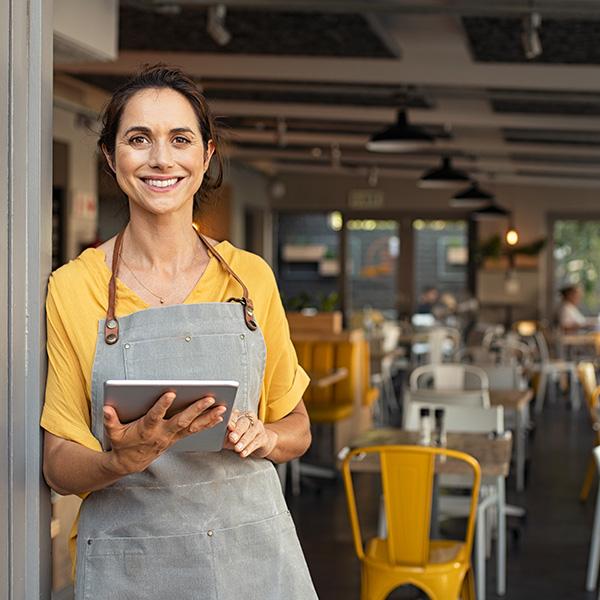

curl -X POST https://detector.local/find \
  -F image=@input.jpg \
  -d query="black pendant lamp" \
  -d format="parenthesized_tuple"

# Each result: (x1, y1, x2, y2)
(449, 181, 495, 208)
(366, 110, 434, 153)
(471, 202, 510, 220)
(418, 156, 470, 189)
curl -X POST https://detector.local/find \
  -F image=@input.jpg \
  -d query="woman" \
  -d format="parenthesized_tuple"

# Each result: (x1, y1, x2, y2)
(558, 284, 588, 332)
(41, 65, 318, 599)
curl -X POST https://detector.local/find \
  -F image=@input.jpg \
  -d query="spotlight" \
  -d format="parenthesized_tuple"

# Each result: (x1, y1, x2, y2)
(207, 4, 231, 47)
(506, 228, 519, 246)
(521, 12, 542, 60)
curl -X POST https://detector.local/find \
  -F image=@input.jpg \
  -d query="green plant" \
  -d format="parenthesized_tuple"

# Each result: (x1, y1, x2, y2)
(318, 291, 339, 312)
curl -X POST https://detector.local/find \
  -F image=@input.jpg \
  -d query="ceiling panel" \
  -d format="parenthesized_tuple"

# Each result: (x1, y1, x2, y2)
(119, 6, 394, 58)
(463, 17, 600, 64)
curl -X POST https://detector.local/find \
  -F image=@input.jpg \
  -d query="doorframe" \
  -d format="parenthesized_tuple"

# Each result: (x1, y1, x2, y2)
(0, 1, 53, 598)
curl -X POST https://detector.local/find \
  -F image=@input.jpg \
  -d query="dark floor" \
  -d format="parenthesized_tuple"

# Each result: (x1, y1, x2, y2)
(290, 400, 600, 600)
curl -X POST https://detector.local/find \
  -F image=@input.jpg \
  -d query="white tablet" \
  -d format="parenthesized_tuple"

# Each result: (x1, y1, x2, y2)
(103, 379, 239, 452)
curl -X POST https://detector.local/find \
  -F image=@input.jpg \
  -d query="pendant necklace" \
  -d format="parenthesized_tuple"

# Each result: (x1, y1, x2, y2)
(119, 253, 169, 304)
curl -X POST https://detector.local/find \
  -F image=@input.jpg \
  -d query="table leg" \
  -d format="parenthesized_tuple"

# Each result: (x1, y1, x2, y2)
(496, 476, 507, 596)
(516, 406, 526, 492)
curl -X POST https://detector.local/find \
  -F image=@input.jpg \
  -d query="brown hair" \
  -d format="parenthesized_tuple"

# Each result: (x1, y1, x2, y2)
(98, 63, 224, 206)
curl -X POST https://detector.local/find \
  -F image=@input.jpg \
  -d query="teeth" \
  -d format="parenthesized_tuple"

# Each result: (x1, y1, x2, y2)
(145, 178, 179, 188)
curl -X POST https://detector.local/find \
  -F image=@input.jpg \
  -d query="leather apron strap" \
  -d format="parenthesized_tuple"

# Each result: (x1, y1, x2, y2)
(104, 228, 257, 345)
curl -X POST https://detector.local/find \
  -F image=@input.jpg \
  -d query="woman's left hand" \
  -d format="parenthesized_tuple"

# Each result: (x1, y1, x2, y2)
(224, 409, 278, 458)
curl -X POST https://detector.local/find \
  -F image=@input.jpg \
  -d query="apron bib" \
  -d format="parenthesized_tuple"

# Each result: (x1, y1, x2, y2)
(74, 232, 318, 600)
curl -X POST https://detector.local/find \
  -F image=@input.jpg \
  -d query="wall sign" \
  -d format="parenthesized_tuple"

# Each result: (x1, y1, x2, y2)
(348, 189, 384, 210)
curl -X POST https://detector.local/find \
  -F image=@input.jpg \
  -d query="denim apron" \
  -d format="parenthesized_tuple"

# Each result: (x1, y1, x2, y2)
(74, 231, 318, 600)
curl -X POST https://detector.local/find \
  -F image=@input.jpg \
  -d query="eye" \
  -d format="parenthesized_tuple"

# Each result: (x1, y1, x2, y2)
(173, 135, 191, 144)
(129, 135, 150, 146)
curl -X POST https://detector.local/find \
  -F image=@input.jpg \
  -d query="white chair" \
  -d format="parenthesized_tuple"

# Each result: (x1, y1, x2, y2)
(586, 445, 600, 595)
(403, 401, 506, 600)
(531, 330, 579, 413)
(410, 362, 489, 391)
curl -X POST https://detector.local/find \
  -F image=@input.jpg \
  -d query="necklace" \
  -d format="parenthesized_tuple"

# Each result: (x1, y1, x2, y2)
(119, 252, 168, 304)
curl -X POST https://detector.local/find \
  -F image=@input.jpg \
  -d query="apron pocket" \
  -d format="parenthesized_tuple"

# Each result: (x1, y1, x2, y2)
(212, 511, 317, 600)
(80, 532, 217, 600)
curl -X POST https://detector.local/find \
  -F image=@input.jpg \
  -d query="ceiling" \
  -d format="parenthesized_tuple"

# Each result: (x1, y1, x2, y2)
(55, 0, 600, 189)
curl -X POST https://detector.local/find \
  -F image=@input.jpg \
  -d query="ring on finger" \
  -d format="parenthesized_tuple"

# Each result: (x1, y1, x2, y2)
(236, 411, 255, 427)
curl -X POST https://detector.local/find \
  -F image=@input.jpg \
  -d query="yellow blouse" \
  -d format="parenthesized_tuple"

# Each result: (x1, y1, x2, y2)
(41, 241, 309, 450)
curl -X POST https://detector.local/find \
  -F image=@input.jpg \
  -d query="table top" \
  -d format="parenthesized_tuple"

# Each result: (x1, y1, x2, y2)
(489, 388, 534, 411)
(346, 428, 512, 478)
(561, 332, 599, 346)
(307, 368, 348, 388)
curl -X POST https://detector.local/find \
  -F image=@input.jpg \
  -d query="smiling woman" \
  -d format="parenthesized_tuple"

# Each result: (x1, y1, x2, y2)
(40, 65, 317, 600)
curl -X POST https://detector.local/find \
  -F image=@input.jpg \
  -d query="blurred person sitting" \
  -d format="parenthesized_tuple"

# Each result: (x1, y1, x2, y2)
(415, 285, 440, 314)
(558, 284, 591, 332)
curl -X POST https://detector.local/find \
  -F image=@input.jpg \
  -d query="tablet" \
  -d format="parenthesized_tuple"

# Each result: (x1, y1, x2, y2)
(103, 379, 239, 452)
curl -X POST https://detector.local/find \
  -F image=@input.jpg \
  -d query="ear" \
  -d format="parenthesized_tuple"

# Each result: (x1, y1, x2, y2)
(101, 144, 116, 173)
(203, 139, 216, 172)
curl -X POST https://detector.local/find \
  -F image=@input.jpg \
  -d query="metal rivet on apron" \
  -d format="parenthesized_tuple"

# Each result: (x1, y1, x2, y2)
(124, 343, 130, 350)
(240, 334, 245, 340)
(106, 333, 117, 344)
(185, 336, 191, 342)
(106, 319, 117, 330)
(247, 308, 254, 316)
(207, 530, 214, 537)
(87, 539, 92, 545)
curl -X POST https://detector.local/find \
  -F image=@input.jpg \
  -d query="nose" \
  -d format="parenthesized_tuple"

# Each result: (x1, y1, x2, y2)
(148, 139, 174, 169)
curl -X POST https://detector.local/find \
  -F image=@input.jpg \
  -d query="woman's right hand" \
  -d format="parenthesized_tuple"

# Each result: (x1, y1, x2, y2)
(103, 392, 226, 475)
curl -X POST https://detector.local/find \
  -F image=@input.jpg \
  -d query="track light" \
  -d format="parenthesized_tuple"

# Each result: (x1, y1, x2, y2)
(521, 12, 542, 60)
(207, 4, 231, 47)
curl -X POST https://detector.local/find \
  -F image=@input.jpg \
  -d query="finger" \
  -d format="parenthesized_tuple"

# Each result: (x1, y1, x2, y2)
(103, 406, 123, 436)
(143, 392, 176, 429)
(232, 423, 261, 455)
(169, 396, 216, 432)
(186, 405, 227, 433)
(227, 409, 240, 431)
(227, 415, 252, 444)
(238, 433, 266, 458)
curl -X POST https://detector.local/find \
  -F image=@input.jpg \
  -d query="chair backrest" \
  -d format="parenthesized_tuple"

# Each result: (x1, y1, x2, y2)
(406, 388, 490, 408)
(342, 445, 481, 567)
(403, 401, 504, 434)
(293, 339, 359, 407)
(578, 361, 597, 408)
(409, 363, 489, 392)
(476, 363, 525, 390)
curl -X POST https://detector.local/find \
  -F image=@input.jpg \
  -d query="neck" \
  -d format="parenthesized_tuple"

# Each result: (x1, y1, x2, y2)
(123, 209, 204, 271)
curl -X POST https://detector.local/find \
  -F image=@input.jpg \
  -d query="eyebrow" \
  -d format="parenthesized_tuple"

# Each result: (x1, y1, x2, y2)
(123, 126, 197, 137)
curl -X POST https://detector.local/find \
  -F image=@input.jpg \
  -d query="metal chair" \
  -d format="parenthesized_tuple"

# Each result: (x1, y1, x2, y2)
(342, 444, 480, 600)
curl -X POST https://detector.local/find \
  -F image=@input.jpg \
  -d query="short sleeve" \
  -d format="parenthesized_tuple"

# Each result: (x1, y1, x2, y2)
(40, 277, 102, 452)
(257, 268, 310, 423)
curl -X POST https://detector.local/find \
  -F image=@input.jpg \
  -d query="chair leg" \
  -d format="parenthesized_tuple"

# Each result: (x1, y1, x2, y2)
(535, 370, 548, 414)
(587, 486, 600, 591)
(461, 567, 476, 600)
(581, 455, 596, 503)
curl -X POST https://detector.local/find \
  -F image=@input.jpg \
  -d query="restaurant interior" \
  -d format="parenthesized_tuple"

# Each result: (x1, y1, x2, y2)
(50, 1, 600, 598)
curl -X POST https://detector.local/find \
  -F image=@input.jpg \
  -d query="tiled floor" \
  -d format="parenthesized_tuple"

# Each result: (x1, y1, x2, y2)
(53, 399, 599, 599)
(291, 401, 600, 599)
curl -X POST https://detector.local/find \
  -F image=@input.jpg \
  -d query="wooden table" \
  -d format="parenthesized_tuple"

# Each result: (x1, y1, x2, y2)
(343, 428, 512, 598)
(306, 368, 348, 389)
(346, 428, 512, 478)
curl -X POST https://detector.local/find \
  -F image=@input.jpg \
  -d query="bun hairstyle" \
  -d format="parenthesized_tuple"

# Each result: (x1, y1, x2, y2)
(97, 63, 224, 206)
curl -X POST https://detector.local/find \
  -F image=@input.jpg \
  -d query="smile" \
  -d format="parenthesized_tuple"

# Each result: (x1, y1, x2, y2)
(141, 177, 184, 191)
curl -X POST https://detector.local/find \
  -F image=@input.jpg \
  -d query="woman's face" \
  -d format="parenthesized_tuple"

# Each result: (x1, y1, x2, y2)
(108, 87, 214, 217)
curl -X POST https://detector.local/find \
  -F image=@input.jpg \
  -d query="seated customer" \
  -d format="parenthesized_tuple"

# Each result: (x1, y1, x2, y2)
(558, 284, 589, 332)
(416, 285, 440, 314)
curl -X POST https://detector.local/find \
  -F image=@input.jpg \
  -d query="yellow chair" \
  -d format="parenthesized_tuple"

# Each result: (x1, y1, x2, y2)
(342, 445, 481, 600)
(578, 362, 600, 502)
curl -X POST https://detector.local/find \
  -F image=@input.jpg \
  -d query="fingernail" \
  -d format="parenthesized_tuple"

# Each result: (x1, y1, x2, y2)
(241, 450, 248, 457)
(206, 398, 215, 405)
(103, 409, 110, 419)
(230, 434, 239, 443)
(235, 443, 243, 451)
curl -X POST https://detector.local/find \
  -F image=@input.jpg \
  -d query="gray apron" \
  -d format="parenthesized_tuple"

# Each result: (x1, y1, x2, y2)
(74, 231, 318, 600)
